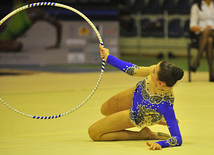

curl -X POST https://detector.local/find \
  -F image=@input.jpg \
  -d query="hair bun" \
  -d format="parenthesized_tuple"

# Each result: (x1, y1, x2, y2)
(172, 67, 184, 81)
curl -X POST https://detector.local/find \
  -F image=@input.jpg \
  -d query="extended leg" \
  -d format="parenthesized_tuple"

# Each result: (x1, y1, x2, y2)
(88, 110, 168, 141)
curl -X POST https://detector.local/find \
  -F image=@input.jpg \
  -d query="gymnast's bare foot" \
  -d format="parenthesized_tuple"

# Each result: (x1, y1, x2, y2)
(139, 127, 170, 140)
(155, 132, 170, 140)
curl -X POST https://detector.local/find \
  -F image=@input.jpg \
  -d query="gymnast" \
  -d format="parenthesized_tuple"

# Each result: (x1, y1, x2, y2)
(88, 45, 184, 150)
(0, 0, 62, 52)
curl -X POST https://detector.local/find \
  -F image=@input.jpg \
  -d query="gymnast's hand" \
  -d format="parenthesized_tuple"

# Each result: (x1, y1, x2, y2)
(99, 44, 110, 62)
(146, 142, 162, 150)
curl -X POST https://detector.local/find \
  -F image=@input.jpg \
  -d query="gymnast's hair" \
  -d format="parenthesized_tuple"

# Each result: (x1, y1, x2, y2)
(158, 61, 184, 87)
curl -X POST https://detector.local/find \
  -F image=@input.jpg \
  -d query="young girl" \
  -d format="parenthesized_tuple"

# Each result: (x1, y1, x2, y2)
(88, 45, 184, 150)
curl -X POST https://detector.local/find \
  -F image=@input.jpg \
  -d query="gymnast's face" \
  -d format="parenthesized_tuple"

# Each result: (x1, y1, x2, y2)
(151, 63, 160, 84)
(151, 62, 165, 88)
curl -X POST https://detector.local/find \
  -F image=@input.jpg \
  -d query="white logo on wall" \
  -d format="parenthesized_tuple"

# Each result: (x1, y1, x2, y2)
(68, 53, 85, 63)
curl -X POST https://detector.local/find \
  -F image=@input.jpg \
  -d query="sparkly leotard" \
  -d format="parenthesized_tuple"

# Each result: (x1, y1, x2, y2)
(107, 55, 182, 148)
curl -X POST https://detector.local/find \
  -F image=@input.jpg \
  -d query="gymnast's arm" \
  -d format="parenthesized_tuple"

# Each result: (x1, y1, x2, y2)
(155, 106, 182, 148)
(99, 44, 154, 77)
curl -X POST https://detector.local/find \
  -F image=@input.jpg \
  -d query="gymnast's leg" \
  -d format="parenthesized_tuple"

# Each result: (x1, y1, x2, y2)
(101, 86, 136, 116)
(88, 110, 165, 141)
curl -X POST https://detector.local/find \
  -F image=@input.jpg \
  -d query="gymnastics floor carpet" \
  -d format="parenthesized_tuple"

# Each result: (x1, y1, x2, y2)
(0, 71, 214, 155)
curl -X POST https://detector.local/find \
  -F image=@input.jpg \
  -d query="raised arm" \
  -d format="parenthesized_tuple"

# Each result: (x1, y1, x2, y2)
(99, 44, 154, 77)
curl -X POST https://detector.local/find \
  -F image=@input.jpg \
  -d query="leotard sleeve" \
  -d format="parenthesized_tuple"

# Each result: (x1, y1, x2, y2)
(106, 55, 152, 77)
(156, 106, 182, 148)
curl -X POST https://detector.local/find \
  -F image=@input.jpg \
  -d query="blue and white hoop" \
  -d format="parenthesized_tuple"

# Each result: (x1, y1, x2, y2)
(0, 2, 105, 119)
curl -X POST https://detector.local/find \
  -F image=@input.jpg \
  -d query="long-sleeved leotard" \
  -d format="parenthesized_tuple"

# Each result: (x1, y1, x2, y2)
(106, 55, 182, 148)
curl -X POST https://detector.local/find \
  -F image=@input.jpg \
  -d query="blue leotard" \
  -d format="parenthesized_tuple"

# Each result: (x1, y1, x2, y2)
(106, 55, 182, 148)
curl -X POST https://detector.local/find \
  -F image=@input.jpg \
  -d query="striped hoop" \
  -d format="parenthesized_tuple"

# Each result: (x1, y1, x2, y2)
(0, 2, 105, 119)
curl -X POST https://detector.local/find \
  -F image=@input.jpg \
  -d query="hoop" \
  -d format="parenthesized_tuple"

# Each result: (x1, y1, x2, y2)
(0, 2, 106, 119)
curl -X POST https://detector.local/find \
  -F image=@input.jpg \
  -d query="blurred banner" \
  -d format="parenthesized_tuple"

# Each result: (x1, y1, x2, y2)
(0, 21, 119, 65)
(0, 0, 119, 65)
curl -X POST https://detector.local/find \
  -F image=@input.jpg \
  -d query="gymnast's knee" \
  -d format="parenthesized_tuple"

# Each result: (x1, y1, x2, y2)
(100, 96, 119, 116)
(88, 125, 101, 141)
(100, 101, 110, 116)
(100, 104, 109, 116)
(100, 102, 113, 116)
